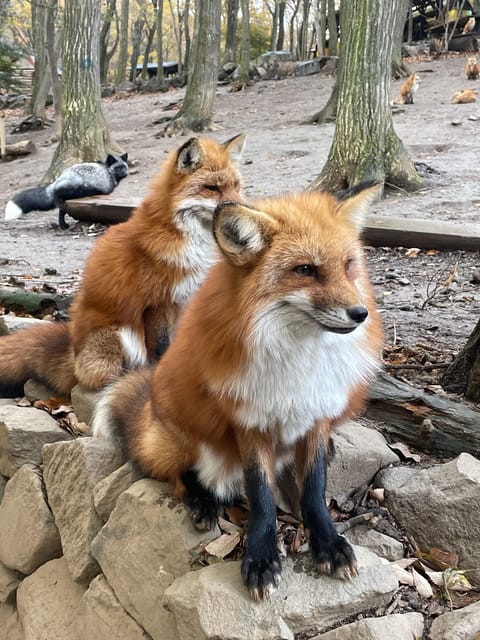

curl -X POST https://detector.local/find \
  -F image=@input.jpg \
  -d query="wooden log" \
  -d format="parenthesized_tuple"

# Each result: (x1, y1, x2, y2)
(65, 196, 480, 251)
(2, 139, 36, 160)
(366, 370, 480, 457)
(0, 287, 72, 316)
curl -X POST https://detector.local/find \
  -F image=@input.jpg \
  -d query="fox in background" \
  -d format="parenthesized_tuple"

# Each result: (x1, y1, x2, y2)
(0, 134, 245, 398)
(93, 184, 384, 601)
(4, 153, 129, 229)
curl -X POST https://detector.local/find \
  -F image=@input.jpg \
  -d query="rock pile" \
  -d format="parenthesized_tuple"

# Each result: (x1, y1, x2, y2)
(1, 392, 480, 639)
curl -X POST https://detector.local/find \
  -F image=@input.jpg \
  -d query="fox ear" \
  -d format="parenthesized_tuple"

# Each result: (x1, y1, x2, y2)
(105, 154, 117, 166)
(222, 133, 246, 163)
(176, 138, 204, 174)
(120, 152, 128, 162)
(336, 182, 382, 231)
(214, 201, 277, 267)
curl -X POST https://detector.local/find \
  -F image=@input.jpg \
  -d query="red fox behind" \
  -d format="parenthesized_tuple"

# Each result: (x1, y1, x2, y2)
(0, 135, 245, 397)
(465, 56, 479, 80)
(392, 73, 420, 105)
(93, 184, 384, 600)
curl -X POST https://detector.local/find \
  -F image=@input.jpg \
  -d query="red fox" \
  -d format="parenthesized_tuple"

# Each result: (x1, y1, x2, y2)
(0, 135, 245, 397)
(465, 56, 479, 80)
(93, 184, 384, 600)
(452, 88, 477, 103)
(393, 73, 420, 105)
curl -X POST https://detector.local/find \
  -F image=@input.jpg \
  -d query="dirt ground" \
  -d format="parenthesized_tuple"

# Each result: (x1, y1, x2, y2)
(0, 54, 479, 395)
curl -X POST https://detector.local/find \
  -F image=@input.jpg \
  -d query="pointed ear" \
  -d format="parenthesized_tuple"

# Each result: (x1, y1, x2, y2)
(176, 137, 204, 174)
(336, 182, 382, 231)
(222, 133, 246, 163)
(121, 152, 128, 162)
(214, 201, 277, 267)
(105, 154, 117, 166)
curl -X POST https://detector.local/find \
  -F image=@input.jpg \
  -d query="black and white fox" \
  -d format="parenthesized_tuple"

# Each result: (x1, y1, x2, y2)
(4, 153, 129, 228)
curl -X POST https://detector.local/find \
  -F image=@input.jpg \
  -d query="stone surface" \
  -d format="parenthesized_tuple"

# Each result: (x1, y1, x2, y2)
(93, 461, 142, 523)
(380, 453, 480, 582)
(164, 546, 398, 640)
(429, 600, 480, 639)
(0, 464, 62, 574)
(327, 421, 399, 500)
(78, 575, 152, 640)
(24, 378, 57, 402)
(344, 526, 404, 561)
(312, 612, 424, 639)
(0, 404, 72, 477)
(0, 603, 23, 640)
(0, 474, 6, 503)
(70, 384, 100, 426)
(43, 438, 124, 584)
(2, 315, 47, 333)
(0, 562, 21, 604)
(16, 557, 85, 640)
(91, 479, 219, 640)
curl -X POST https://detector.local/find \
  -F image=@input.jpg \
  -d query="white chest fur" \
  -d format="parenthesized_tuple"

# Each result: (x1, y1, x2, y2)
(222, 321, 379, 446)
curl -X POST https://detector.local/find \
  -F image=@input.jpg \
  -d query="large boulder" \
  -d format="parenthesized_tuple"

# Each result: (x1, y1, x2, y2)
(0, 603, 23, 640)
(312, 612, 424, 639)
(93, 461, 142, 523)
(42, 438, 124, 583)
(0, 464, 62, 574)
(164, 547, 398, 640)
(0, 562, 21, 604)
(429, 600, 480, 639)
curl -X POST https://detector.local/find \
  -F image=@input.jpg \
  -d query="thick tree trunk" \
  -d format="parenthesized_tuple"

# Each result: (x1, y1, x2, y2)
(391, 0, 410, 78)
(100, 0, 118, 85)
(115, 0, 130, 85)
(237, 0, 250, 87)
(442, 318, 480, 402)
(309, 0, 421, 192)
(327, 0, 337, 56)
(224, 0, 239, 64)
(129, 17, 145, 82)
(45, 0, 62, 137)
(270, 2, 279, 52)
(30, 0, 49, 119)
(44, 0, 121, 181)
(276, 1, 286, 51)
(163, 0, 221, 135)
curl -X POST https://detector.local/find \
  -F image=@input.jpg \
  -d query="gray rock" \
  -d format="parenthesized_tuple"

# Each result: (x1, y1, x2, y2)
(0, 603, 23, 640)
(78, 575, 152, 640)
(93, 461, 142, 523)
(295, 59, 322, 76)
(1, 315, 47, 333)
(344, 526, 404, 561)
(312, 612, 424, 639)
(16, 557, 85, 640)
(327, 421, 399, 501)
(70, 384, 100, 426)
(91, 479, 219, 640)
(382, 453, 480, 582)
(24, 378, 57, 402)
(43, 438, 124, 584)
(0, 562, 21, 604)
(0, 474, 7, 503)
(0, 405, 73, 477)
(164, 546, 398, 640)
(429, 600, 480, 639)
(0, 464, 62, 574)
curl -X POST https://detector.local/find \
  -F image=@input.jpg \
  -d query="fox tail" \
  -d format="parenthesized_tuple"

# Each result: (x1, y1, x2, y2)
(5, 186, 54, 221)
(0, 322, 76, 397)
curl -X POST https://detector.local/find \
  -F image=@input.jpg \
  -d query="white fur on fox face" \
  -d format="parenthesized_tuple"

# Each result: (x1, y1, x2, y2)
(175, 197, 217, 228)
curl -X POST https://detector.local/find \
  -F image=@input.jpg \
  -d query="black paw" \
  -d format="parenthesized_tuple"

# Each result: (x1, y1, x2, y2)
(310, 534, 357, 580)
(185, 495, 219, 531)
(241, 553, 282, 601)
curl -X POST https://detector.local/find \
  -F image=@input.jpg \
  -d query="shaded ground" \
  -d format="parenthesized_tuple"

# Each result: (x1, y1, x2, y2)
(0, 54, 479, 393)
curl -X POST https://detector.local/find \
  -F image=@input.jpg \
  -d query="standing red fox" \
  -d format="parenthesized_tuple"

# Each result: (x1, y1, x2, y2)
(0, 135, 245, 397)
(93, 184, 384, 600)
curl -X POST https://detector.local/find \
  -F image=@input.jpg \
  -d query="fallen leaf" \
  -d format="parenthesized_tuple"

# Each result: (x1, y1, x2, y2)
(412, 567, 434, 598)
(204, 532, 241, 559)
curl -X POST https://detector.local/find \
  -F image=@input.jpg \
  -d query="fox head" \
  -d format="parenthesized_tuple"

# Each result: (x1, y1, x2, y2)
(213, 183, 381, 338)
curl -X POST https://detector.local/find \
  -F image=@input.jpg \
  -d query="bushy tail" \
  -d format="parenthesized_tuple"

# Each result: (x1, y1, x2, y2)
(0, 322, 76, 397)
(5, 186, 54, 221)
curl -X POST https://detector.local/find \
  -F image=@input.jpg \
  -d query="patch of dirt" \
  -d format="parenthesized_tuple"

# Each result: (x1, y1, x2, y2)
(0, 54, 479, 393)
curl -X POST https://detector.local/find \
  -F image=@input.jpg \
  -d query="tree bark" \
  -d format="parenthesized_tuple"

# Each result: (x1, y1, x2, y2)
(129, 17, 145, 82)
(309, 0, 421, 192)
(327, 0, 337, 56)
(224, 0, 239, 64)
(30, 0, 49, 119)
(44, 0, 121, 181)
(391, 0, 410, 78)
(442, 318, 480, 402)
(100, 0, 118, 85)
(276, 1, 286, 51)
(183, 0, 191, 72)
(115, 0, 129, 85)
(155, 0, 164, 83)
(45, 0, 62, 137)
(163, 0, 221, 135)
(237, 0, 250, 87)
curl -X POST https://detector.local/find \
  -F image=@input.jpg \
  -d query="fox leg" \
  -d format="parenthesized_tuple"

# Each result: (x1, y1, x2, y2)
(296, 424, 357, 580)
(181, 468, 222, 532)
(74, 327, 127, 390)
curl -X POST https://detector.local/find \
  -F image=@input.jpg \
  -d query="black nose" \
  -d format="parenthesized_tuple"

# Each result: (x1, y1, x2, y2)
(347, 306, 368, 324)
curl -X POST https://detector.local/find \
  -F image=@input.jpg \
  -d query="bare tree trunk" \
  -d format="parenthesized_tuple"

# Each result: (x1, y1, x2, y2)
(155, 0, 164, 83)
(141, 21, 156, 80)
(297, 0, 311, 60)
(391, 0, 410, 78)
(163, 0, 221, 135)
(44, 0, 122, 181)
(327, 0, 337, 56)
(276, 0, 286, 50)
(129, 17, 145, 82)
(30, 0, 48, 118)
(45, 0, 62, 137)
(312, 0, 323, 57)
(100, 0, 118, 85)
(289, 0, 301, 59)
(238, 0, 250, 87)
(183, 0, 191, 72)
(224, 0, 239, 64)
(309, 0, 421, 192)
(115, 0, 129, 85)
(270, 1, 279, 52)
(442, 318, 480, 402)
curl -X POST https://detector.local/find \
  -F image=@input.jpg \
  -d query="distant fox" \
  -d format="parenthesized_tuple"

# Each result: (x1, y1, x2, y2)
(392, 73, 420, 105)
(93, 184, 384, 601)
(465, 56, 479, 80)
(452, 88, 477, 103)
(0, 135, 245, 398)
(4, 153, 129, 229)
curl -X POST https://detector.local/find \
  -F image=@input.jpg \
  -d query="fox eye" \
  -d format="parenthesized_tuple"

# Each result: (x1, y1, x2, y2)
(294, 264, 316, 277)
(205, 185, 220, 192)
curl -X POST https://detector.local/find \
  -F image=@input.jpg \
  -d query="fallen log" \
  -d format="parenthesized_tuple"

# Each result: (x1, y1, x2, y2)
(0, 287, 72, 316)
(366, 370, 480, 457)
(1, 139, 36, 160)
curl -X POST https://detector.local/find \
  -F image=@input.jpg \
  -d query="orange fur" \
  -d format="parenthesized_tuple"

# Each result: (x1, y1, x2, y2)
(0, 135, 245, 397)
(452, 88, 477, 103)
(393, 73, 420, 105)
(465, 56, 479, 80)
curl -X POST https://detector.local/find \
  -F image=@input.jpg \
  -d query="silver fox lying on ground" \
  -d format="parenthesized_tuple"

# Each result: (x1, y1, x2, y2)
(4, 153, 129, 228)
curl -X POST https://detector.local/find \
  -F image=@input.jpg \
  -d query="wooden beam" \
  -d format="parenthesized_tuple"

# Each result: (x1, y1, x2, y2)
(64, 196, 480, 251)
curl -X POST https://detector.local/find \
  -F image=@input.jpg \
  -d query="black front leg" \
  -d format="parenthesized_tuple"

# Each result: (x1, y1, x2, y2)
(181, 469, 221, 532)
(300, 444, 357, 579)
(241, 463, 282, 601)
